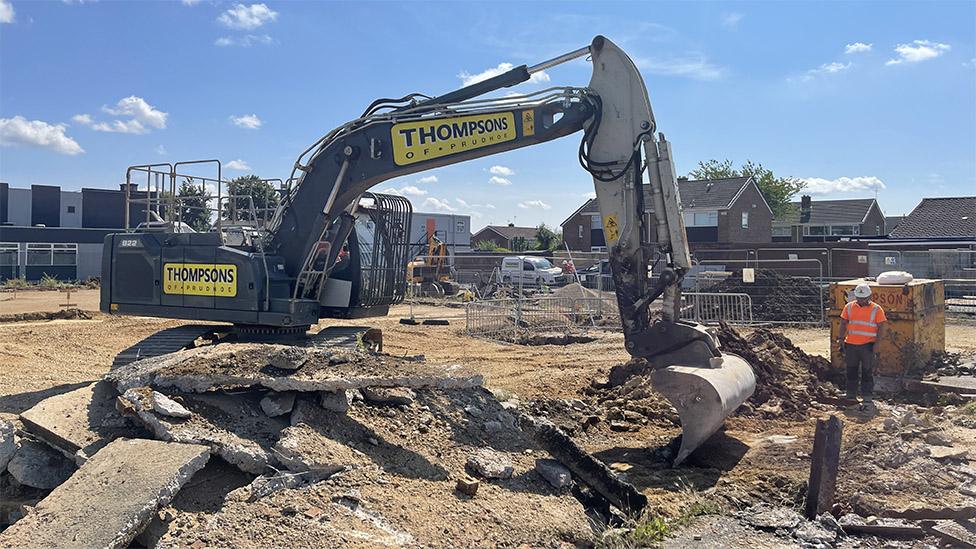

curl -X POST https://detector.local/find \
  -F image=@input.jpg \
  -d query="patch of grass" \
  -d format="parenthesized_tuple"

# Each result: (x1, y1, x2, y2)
(631, 516, 670, 545)
(596, 485, 726, 548)
(960, 402, 976, 416)
(2, 276, 29, 289)
(38, 274, 63, 289)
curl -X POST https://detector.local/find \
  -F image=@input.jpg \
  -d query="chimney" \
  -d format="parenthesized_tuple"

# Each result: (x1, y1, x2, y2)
(677, 176, 688, 182)
(800, 195, 812, 223)
(508, 222, 515, 227)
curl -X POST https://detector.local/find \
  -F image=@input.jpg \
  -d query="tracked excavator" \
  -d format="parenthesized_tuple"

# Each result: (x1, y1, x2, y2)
(101, 36, 755, 465)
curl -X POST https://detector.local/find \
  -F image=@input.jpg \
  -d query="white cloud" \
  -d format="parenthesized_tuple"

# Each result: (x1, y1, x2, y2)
(801, 176, 886, 195)
(381, 185, 427, 197)
(217, 3, 277, 30)
(458, 63, 550, 87)
(214, 34, 273, 47)
(71, 114, 92, 125)
(489, 176, 512, 186)
(181, 0, 201, 5)
(844, 42, 872, 54)
(0, 0, 15, 23)
(886, 40, 950, 65)
(488, 165, 514, 177)
(156, 144, 168, 155)
(485, 204, 496, 209)
(582, 191, 597, 199)
(518, 200, 551, 210)
(721, 12, 744, 28)
(103, 96, 168, 129)
(416, 175, 438, 184)
(230, 114, 262, 129)
(422, 197, 457, 213)
(91, 119, 147, 134)
(794, 61, 853, 82)
(225, 159, 251, 171)
(636, 55, 725, 81)
(0, 116, 84, 155)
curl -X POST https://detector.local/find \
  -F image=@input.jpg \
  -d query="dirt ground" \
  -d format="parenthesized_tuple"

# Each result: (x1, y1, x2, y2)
(2, 289, 975, 547)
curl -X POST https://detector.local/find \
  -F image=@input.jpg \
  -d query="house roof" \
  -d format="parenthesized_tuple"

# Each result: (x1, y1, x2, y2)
(888, 197, 976, 239)
(473, 225, 538, 241)
(884, 216, 907, 232)
(560, 177, 760, 226)
(774, 198, 878, 226)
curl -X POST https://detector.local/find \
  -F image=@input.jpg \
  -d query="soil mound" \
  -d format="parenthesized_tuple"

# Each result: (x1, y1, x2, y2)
(0, 308, 94, 323)
(550, 283, 600, 300)
(709, 270, 825, 323)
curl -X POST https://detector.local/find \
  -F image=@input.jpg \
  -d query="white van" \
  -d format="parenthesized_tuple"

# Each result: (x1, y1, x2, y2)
(499, 256, 565, 286)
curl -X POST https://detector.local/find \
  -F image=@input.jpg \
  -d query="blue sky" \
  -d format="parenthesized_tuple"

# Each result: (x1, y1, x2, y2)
(1, 1, 974, 231)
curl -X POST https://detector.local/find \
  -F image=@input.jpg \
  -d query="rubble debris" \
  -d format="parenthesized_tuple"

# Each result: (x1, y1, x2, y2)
(362, 387, 416, 407)
(455, 476, 479, 496)
(931, 446, 969, 461)
(882, 505, 976, 520)
(535, 459, 572, 489)
(928, 519, 976, 548)
(0, 420, 14, 471)
(711, 270, 824, 322)
(738, 503, 803, 531)
(6, 439, 75, 489)
(106, 343, 483, 394)
(518, 414, 647, 513)
(241, 470, 326, 502)
(716, 323, 838, 418)
(120, 388, 286, 474)
(841, 522, 926, 538)
(273, 424, 365, 475)
(466, 448, 514, 479)
(267, 346, 309, 370)
(0, 439, 209, 549)
(151, 390, 192, 419)
(260, 391, 296, 417)
(0, 474, 45, 527)
(319, 390, 350, 413)
(923, 431, 953, 446)
(18, 381, 145, 464)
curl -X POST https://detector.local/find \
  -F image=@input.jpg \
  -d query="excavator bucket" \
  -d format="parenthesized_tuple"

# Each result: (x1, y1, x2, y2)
(650, 353, 756, 466)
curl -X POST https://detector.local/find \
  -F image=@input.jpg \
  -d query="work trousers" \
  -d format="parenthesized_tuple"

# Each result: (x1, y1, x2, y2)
(844, 343, 875, 398)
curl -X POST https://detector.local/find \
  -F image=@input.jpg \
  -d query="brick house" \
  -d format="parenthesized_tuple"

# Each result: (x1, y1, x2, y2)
(888, 196, 976, 240)
(471, 224, 539, 250)
(771, 196, 886, 242)
(561, 177, 773, 251)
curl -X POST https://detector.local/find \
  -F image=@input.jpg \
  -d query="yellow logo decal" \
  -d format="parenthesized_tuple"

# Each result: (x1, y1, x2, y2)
(391, 112, 516, 166)
(163, 263, 238, 297)
(603, 215, 620, 243)
(521, 110, 535, 137)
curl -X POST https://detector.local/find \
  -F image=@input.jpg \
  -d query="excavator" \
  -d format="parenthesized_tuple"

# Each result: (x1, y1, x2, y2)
(101, 36, 755, 466)
(406, 234, 456, 297)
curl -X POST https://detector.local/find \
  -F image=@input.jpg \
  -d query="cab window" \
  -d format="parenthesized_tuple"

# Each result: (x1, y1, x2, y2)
(523, 261, 534, 271)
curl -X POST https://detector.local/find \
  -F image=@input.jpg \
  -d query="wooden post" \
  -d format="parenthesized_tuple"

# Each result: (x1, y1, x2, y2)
(805, 415, 843, 519)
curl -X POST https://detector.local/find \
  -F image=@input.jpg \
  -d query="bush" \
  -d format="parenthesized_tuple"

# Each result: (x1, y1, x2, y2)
(2, 276, 29, 289)
(38, 274, 63, 289)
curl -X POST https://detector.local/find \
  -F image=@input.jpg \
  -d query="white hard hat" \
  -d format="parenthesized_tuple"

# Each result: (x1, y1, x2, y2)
(853, 284, 872, 298)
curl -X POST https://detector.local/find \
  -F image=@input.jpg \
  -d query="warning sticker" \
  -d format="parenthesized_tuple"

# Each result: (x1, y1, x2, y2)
(521, 110, 535, 137)
(163, 263, 237, 297)
(391, 112, 516, 166)
(603, 215, 620, 243)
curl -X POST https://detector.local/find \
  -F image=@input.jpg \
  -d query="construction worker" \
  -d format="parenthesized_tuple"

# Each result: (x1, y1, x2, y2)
(837, 283, 887, 405)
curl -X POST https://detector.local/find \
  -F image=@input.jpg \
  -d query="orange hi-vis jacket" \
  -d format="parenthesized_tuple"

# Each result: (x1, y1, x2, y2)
(841, 300, 887, 345)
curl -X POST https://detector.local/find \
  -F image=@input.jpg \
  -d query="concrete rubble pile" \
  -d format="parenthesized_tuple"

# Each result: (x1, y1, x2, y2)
(0, 342, 603, 547)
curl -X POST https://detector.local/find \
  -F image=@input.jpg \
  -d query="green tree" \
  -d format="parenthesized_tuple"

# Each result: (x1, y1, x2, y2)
(223, 175, 280, 222)
(534, 223, 562, 251)
(176, 178, 212, 232)
(688, 159, 804, 219)
(474, 240, 509, 252)
(511, 236, 529, 252)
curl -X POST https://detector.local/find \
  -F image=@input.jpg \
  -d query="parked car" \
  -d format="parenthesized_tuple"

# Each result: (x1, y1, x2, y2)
(577, 259, 613, 290)
(499, 256, 566, 286)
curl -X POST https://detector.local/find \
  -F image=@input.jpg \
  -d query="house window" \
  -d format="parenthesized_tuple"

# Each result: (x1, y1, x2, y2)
(455, 219, 465, 233)
(806, 225, 828, 236)
(683, 211, 718, 227)
(771, 226, 791, 237)
(26, 243, 77, 266)
(741, 212, 749, 228)
(590, 215, 602, 229)
(578, 225, 583, 239)
(590, 246, 608, 252)
(830, 225, 856, 236)
(67, 205, 76, 213)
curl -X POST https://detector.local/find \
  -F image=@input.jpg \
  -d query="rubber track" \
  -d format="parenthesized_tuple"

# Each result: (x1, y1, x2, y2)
(111, 324, 217, 370)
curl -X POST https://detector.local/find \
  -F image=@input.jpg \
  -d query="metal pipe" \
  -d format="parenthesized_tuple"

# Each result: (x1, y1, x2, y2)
(527, 45, 591, 74)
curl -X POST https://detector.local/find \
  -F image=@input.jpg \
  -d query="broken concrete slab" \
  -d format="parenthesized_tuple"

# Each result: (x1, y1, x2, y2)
(0, 438, 209, 549)
(18, 381, 146, 464)
(0, 420, 14, 471)
(883, 505, 976, 520)
(738, 503, 804, 531)
(535, 459, 572, 489)
(928, 519, 976, 548)
(6, 439, 75, 489)
(931, 446, 969, 461)
(466, 448, 514, 479)
(362, 386, 415, 407)
(273, 424, 366, 475)
(119, 388, 286, 474)
(260, 391, 296, 417)
(151, 391, 192, 418)
(105, 343, 483, 395)
(319, 390, 350, 413)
